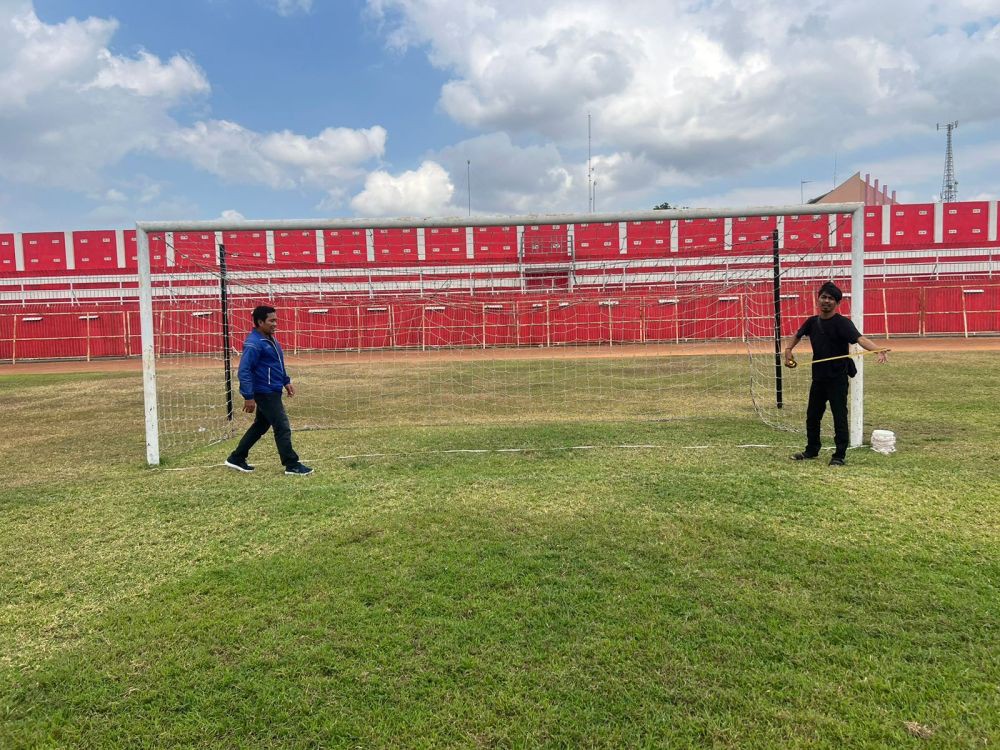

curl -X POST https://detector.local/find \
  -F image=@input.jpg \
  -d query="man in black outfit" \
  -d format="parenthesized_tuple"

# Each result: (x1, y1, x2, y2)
(784, 282, 888, 466)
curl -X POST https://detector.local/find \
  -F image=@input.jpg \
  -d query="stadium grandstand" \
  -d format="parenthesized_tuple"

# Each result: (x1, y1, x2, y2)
(1, 174, 998, 363)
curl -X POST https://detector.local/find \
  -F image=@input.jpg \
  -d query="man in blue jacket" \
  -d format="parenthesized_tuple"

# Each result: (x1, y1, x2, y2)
(225, 305, 313, 475)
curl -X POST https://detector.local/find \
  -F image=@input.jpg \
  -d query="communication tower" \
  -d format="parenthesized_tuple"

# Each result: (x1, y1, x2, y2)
(937, 121, 959, 202)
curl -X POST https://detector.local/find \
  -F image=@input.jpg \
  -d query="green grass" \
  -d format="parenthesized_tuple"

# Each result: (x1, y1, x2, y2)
(1, 353, 998, 748)
(155, 353, 758, 454)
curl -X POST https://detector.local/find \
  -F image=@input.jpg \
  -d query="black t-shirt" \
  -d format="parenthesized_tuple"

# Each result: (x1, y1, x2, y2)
(795, 313, 861, 380)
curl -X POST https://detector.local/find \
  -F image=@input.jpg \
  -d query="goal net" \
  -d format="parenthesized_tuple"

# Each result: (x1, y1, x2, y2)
(137, 206, 865, 465)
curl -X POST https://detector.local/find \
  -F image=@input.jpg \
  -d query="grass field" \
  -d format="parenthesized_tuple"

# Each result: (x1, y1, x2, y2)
(1, 351, 998, 748)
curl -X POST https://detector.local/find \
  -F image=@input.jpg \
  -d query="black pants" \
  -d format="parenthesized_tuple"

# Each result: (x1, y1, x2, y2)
(229, 392, 299, 467)
(805, 374, 850, 460)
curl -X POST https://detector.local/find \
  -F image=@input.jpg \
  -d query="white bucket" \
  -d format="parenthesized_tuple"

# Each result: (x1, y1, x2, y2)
(870, 429, 896, 455)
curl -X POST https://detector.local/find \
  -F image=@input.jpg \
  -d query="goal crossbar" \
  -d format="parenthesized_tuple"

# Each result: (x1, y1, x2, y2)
(137, 203, 864, 234)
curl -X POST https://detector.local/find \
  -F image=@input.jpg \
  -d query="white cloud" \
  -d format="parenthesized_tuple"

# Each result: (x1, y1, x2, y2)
(162, 121, 387, 189)
(219, 209, 246, 222)
(680, 185, 806, 210)
(350, 161, 455, 216)
(138, 181, 162, 204)
(4, 0, 998, 228)
(80, 174, 193, 227)
(434, 133, 575, 214)
(1, 3, 116, 107)
(87, 193, 200, 226)
(0, 4, 208, 190)
(0, 2, 386, 204)
(368, 0, 1000, 181)
(430, 132, 698, 215)
(87, 49, 209, 98)
(268, 0, 314, 16)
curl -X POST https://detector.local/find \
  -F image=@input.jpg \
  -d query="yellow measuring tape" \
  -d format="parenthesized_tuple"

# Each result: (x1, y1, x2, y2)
(785, 348, 890, 369)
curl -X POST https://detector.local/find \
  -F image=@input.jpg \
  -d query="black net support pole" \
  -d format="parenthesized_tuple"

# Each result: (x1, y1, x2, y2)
(219, 242, 234, 422)
(772, 228, 783, 409)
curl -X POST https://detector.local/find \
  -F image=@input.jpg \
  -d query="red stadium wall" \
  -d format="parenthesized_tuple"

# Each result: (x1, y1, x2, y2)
(1, 200, 999, 361)
(1, 281, 997, 362)
(2, 202, 996, 274)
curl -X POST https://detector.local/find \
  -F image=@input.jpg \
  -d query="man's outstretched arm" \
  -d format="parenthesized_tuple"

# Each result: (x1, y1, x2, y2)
(857, 336, 889, 364)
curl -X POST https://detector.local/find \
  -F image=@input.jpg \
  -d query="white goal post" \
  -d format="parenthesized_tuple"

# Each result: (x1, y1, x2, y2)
(137, 203, 865, 466)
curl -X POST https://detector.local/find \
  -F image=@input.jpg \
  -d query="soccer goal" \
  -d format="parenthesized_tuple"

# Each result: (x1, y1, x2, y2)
(137, 205, 865, 465)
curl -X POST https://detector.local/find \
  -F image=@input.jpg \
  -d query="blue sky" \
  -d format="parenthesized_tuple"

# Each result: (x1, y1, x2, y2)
(1, 0, 998, 231)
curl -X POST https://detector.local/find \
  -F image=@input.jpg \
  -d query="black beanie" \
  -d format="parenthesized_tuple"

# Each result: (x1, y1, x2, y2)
(818, 281, 843, 302)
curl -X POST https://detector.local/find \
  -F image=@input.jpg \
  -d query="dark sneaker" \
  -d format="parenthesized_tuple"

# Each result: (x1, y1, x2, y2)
(225, 457, 255, 473)
(285, 463, 314, 476)
(829, 456, 846, 466)
(792, 452, 818, 461)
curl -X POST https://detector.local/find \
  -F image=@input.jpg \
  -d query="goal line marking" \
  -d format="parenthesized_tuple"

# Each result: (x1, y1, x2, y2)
(158, 442, 837, 471)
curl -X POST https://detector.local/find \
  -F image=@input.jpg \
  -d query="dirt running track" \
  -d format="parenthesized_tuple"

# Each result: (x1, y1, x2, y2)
(2, 336, 998, 376)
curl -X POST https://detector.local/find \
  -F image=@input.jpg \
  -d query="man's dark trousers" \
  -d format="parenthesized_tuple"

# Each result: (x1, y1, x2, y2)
(230, 392, 299, 467)
(805, 374, 850, 460)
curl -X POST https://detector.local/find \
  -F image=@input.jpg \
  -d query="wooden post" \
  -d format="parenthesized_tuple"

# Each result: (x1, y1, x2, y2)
(882, 287, 890, 339)
(919, 288, 926, 337)
(389, 304, 396, 349)
(740, 293, 748, 342)
(515, 302, 521, 347)
(545, 300, 551, 348)
(962, 290, 969, 339)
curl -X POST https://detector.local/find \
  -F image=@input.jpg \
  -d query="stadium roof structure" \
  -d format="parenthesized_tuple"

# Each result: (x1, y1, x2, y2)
(809, 172, 897, 206)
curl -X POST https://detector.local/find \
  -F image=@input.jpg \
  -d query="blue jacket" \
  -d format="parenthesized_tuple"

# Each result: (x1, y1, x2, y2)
(237, 329, 291, 399)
